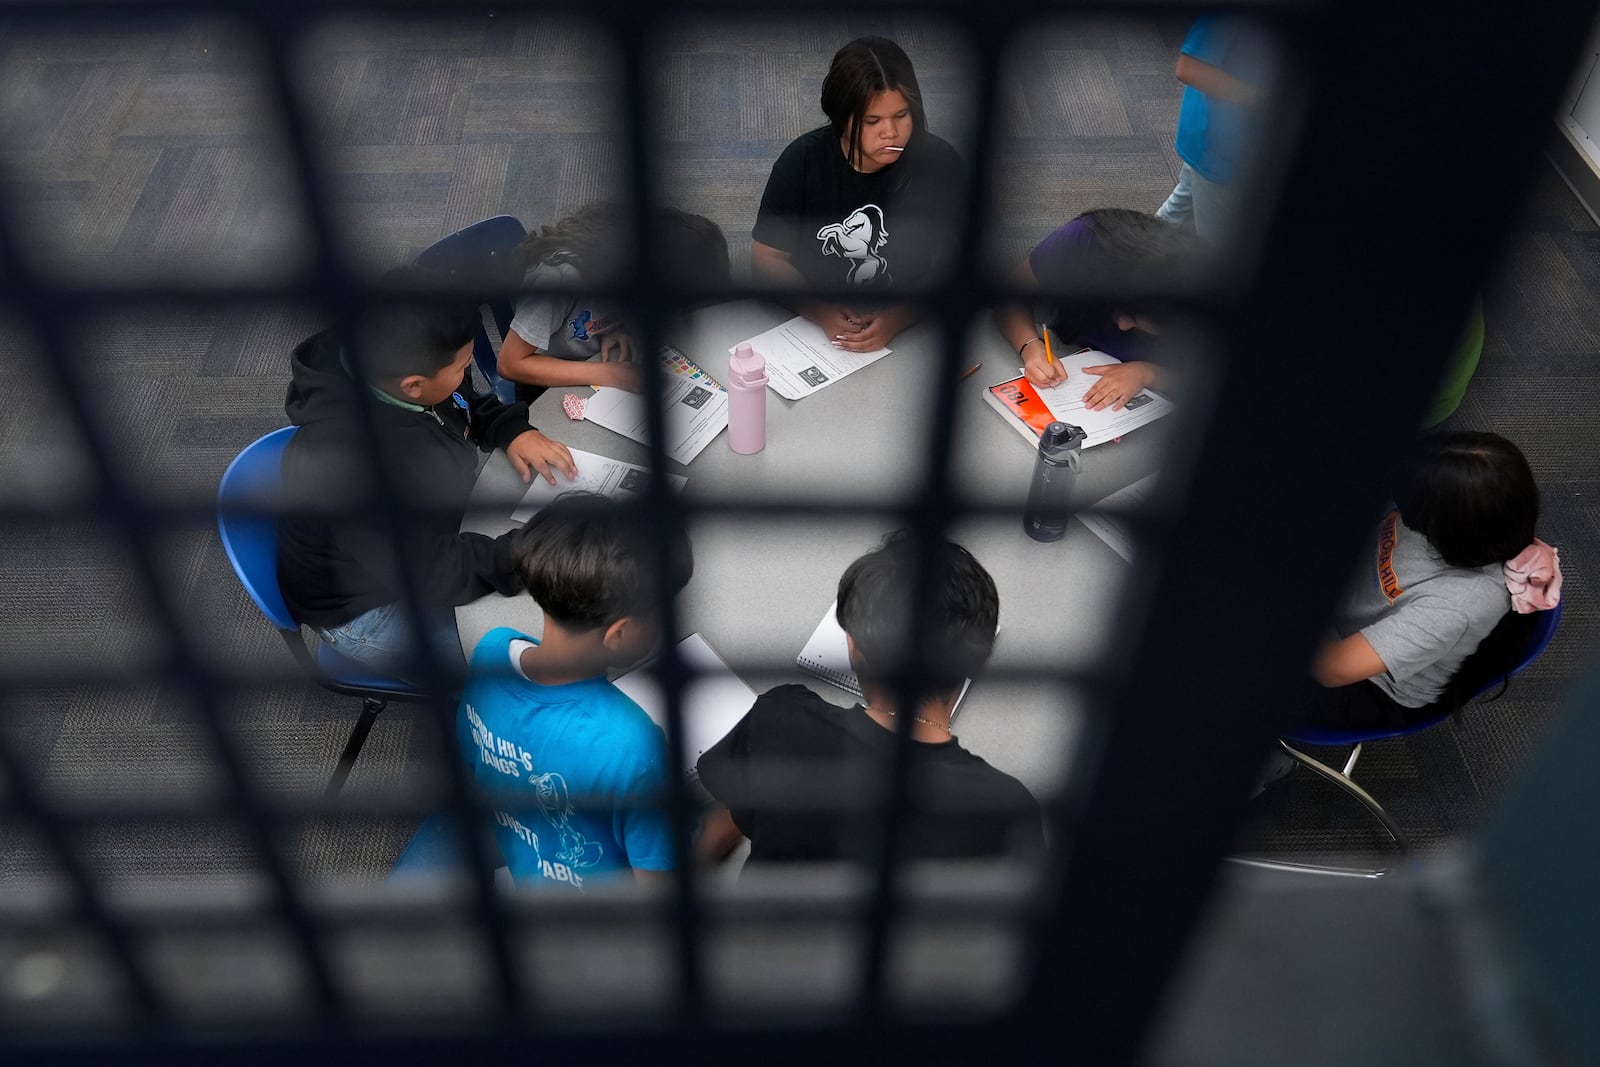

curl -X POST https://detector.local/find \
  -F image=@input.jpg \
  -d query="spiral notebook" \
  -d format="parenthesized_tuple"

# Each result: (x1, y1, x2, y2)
(795, 600, 975, 717)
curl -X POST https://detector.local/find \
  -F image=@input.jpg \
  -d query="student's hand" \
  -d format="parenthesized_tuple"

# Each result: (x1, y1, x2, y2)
(506, 429, 578, 486)
(591, 318, 634, 365)
(598, 359, 643, 393)
(1081, 361, 1156, 412)
(1022, 341, 1067, 387)
(804, 303, 866, 343)
(832, 306, 908, 353)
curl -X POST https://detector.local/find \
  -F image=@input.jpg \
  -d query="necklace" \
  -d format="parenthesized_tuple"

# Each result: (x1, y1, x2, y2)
(868, 706, 951, 734)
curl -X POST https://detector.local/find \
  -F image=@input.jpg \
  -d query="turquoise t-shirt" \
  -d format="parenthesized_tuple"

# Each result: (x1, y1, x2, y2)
(1173, 17, 1273, 183)
(457, 626, 673, 889)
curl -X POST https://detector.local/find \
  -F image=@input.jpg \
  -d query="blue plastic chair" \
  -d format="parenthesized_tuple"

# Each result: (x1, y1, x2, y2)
(1279, 602, 1563, 851)
(217, 426, 431, 799)
(414, 215, 528, 403)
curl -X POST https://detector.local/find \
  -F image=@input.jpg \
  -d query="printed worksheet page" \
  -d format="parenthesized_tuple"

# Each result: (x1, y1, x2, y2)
(510, 447, 687, 523)
(1035, 350, 1175, 447)
(583, 374, 729, 465)
(731, 315, 892, 400)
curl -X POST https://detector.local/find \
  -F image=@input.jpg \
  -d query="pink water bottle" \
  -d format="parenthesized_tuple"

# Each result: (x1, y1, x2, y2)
(727, 342, 768, 454)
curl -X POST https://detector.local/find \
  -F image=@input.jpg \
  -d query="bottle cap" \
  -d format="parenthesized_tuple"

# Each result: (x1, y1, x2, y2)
(729, 342, 767, 386)
(1038, 421, 1086, 455)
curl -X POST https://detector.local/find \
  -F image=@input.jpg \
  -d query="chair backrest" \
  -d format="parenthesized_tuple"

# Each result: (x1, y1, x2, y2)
(1289, 601, 1562, 747)
(1443, 600, 1562, 706)
(217, 426, 299, 631)
(414, 215, 528, 399)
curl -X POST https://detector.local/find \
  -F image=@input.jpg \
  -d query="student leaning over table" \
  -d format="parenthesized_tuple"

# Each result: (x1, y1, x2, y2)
(392, 493, 692, 889)
(993, 208, 1203, 413)
(276, 266, 577, 685)
(495, 204, 731, 405)
(751, 36, 965, 353)
(694, 531, 1044, 869)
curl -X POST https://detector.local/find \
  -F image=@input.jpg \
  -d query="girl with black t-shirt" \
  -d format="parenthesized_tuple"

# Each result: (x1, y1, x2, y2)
(751, 36, 964, 353)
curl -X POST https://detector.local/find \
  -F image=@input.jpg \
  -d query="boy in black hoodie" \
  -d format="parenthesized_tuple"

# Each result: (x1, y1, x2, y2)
(277, 267, 578, 682)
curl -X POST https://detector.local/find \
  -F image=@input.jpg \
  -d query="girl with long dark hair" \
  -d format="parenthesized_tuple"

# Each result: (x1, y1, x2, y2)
(752, 36, 964, 352)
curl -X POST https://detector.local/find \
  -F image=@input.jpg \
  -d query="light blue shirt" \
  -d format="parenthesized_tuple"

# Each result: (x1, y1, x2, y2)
(1173, 17, 1271, 183)
(457, 627, 673, 889)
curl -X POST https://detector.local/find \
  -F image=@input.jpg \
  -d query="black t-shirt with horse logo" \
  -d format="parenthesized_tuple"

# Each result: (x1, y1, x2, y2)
(753, 125, 964, 293)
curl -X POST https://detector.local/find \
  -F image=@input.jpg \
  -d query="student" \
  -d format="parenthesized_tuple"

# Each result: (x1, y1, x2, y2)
(752, 36, 965, 353)
(1306, 432, 1558, 731)
(457, 492, 693, 889)
(993, 208, 1201, 410)
(1155, 16, 1274, 243)
(277, 266, 578, 683)
(496, 204, 731, 403)
(695, 532, 1044, 867)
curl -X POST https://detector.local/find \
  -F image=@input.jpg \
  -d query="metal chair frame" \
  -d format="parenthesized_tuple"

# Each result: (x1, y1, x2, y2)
(217, 426, 433, 800)
(1277, 602, 1563, 853)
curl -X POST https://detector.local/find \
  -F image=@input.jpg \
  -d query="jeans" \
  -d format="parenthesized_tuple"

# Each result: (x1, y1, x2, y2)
(316, 602, 464, 686)
(1156, 161, 1242, 245)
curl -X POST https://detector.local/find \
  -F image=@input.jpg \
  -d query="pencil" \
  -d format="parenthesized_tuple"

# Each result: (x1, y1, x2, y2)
(1041, 325, 1055, 366)
(959, 362, 982, 382)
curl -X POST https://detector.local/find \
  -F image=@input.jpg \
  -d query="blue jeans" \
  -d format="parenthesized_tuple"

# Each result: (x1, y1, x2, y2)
(316, 602, 464, 686)
(1156, 161, 1242, 245)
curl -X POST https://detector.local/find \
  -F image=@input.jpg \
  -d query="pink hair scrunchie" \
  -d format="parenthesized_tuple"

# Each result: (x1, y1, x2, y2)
(1504, 538, 1562, 614)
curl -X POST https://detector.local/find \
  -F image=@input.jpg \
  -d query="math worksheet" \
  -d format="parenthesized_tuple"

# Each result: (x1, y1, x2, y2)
(583, 373, 729, 465)
(731, 315, 892, 400)
(510, 448, 687, 523)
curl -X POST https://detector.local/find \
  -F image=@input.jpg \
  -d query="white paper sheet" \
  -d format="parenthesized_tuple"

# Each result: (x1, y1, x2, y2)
(510, 447, 688, 523)
(1032, 350, 1175, 448)
(730, 315, 892, 400)
(583, 374, 729, 465)
(612, 634, 757, 775)
(1076, 473, 1159, 562)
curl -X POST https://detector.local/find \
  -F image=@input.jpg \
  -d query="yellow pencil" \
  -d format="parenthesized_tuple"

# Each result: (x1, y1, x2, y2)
(1041, 325, 1055, 366)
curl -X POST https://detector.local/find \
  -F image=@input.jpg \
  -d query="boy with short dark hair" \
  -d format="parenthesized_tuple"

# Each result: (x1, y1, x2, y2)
(459, 492, 693, 889)
(277, 266, 578, 682)
(695, 531, 1044, 867)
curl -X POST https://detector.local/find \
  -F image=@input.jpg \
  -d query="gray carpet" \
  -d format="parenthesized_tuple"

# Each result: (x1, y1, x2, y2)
(0, 12, 1592, 885)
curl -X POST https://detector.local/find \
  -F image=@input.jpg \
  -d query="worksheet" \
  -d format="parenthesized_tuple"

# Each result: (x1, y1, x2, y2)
(583, 373, 729, 465)
(510, 447, 687, 523)
(1033, 350, 1175, 447)
(985, 349, 1175, 450)
(731, 315, 893, 400)
(1076, 473, 1160, 562)
(612, 634, 757, 776)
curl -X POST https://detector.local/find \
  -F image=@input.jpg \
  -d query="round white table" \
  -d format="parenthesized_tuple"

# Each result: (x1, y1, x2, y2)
(458, 300, 1170, 799)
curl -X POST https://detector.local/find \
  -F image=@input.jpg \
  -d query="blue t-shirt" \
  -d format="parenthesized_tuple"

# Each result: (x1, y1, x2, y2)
(457, 626, 674, 890)
(1173, 17, 1271, 183)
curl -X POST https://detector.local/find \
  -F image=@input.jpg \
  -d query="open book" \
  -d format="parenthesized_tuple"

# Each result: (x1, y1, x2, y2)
(612, 634, 756, 775)
(984, 349, 1173, 449)
(795, 600, 975, 718)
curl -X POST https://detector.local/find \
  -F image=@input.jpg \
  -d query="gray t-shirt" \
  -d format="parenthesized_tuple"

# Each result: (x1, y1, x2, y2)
(507, 262, 606, 361)
(1334, 511, 1509, 708)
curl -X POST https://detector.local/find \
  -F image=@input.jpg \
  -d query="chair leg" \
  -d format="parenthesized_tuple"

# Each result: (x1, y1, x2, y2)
(325, 698, 385, 801)
(1278, 739, 1412, 853)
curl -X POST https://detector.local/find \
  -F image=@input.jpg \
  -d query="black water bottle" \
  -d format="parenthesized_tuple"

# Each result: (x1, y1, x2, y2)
(1023, 421, 1086, 543)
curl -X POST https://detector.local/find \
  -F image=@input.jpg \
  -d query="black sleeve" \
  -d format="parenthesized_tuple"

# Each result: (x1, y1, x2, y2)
(461, 369, 535, 453)
(695, 701, 757, 809)
(752, 138, 808, 253)
(346, 523, 522, 609)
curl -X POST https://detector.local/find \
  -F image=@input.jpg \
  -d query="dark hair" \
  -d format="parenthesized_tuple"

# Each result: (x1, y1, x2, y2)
(836, 530, 999, 694)
(515, 203, 731, 288)
(361, 266, 482, 380)
(511, 492, 693, 631)
(1046, 208, 1203, 338)
(1395, 431, 1538, 568)
(820, 37, 927, 170)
